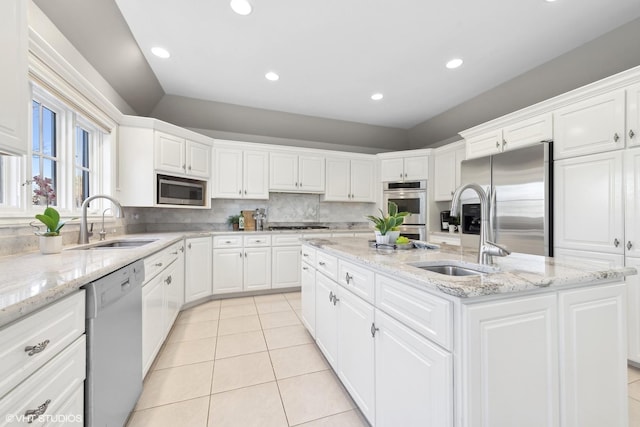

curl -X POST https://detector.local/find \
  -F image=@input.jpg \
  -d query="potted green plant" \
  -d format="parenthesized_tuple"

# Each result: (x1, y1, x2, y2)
(34, 206, 73, 254)
(226, 214, 241, 231)
(366, 201, 409, 244)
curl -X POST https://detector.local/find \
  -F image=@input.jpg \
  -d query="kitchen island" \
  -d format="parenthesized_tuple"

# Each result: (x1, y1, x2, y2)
(300, 236, 636, 427)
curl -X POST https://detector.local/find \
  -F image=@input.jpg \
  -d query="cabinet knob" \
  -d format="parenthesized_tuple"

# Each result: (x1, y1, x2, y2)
(496, 140, 500, 148)
(244, 252, 247, 257)
(24, 339, 50, 356)
(319, 261, 326, 266)
(302, 266, 309, 270)
(295, 182, 299, 187)
(180, 246, 184, 252)
(24, 399, 51, 423)
(244, 190, 247, 194)
(404, 173, 407, 178)
(303, 253, 309, 257)
(631, 129, 636, 139)
(628, 241, 633, 250)
(239, 252, 242, 257)
(370, 322, 379, 338)
(345, 272, 353, 284)
(614, 133, 620, 142)
(614, 238, 620, 247)
(329, 291, 334, 303)
(239, 190, 242, 195)
(165, 275, 172, 285)
(332, 294, 339, 305)
(155, 262, 163, 267)
(400, 173, 403, 178)
(188, 165, 192, 170)
(188, 243, 192, 249)
(502, 138, 507, 148)
(182, 164, 186, 169)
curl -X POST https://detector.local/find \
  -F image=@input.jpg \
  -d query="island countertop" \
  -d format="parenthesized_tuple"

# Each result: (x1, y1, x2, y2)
(304, 237, 637, 299)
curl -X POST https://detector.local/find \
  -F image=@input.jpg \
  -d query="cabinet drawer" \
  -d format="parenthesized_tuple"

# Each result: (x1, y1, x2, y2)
(272, 234, 302, 246)
(0, 292, 85, 398)
(144, 241, 183, 282)
(0, 335, 86, 424)
(338, 260, 375, 304)
(376, 274, 453, 350)
(213, 235, 242, 248)
(301, 245, 316, 265)
(316, 251, 338, 281)
(244, 235, 271, 247)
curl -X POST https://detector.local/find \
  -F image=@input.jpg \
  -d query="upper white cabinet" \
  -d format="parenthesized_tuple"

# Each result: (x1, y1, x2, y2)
(433, 141, 465, 201)
(0, 0, 28, 155)
(380, 154, 429, 182)
(269, 153, 325, 192)
(465, 113, 552, 160)
(554, 91, 625, 159)
(324, 157, 376, 202)
(626, 82, 640, 148)
(212, 147, 269, 199)
(155, 131, 211, 178)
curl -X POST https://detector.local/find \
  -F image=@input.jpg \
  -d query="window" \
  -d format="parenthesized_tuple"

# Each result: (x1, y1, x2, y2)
(31, 100, 59, 206)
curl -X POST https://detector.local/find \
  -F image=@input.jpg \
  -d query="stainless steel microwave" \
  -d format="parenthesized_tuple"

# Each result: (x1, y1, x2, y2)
(157, 174, 207, 206)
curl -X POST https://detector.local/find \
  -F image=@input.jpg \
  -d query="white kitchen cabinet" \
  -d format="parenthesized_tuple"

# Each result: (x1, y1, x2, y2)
(269, 152, 325, 192)
(627, 257, 640, 365)
(380, 155, 428, 182)
(213, 235, 271, 293)
(559, 283, 627, 427)
(464, 294, 559, 427)
(184, 237, 212, 303)
(553, 248, 624, 270)
(554, 151, 624, 254)
(301, 256, 316, 337)
(324, 157, 375, 202)
(164, 246, 185, 332)
(314, 272, 339, 369)
(244, 247, 271, 291)
(553, 90, 625, 159)
(434, 141, 465, 201)
(272, 246, 301, 289)
(155, 131, 211, 178)
(0, 0, 28, 155)
(212, 248, 244, 294)
(625, 148, 640, 257)
(212, 147, 269, 199)
(375, 309, 453, 427)
(627, 82, 640, 148)
(465, 114, 552, 160)
(142, 271, 165, 375)
(336, 287, 375, 424)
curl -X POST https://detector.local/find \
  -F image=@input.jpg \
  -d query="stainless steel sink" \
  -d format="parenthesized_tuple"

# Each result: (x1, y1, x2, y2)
(408, 261, 498, 277)
(417, 265, 484, 276)
(69, 239, 158, 250)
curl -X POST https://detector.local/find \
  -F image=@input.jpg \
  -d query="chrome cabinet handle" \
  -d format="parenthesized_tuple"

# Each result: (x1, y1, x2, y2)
(24, 339, 50, 356)
(404, 173, 407, 178)
(400, 173, 403, 178)
(239, 190, 242, 195)
(165, 275, 172, 285)
(188, 165, 192, 170)
(244, 190, 247, 194)
(329, 291, 334, 302)
(370, 323, 379, 338)
(188, 243, 192, 249)
(255, 240, 262, 243)
(614, 238, 620, 247)
(345, 272, 353, 284)
(25, 399, 51, 423)
(502, 138, 507, 148)
(332, 294, 339, 305)
(630, 129, 636, 139)
(155, 262, 163, 267)
(239, 252, 242, 257)
(319, 261, 326, 266)
(614, 133, 620, 142)
(496, 140, 500, 148)
(182, 164, 186, 169)
(628, 241, 633, 250)
(179, 246, 184, 253)
(302, 266, 309, 270)
(302, 253, 309, 257)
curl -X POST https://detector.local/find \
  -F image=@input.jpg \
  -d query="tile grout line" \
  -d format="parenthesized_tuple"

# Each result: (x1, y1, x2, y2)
(207, 299, 222, 426)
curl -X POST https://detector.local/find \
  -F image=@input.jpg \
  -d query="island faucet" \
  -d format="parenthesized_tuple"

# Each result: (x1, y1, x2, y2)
(79, 195, 124, 244)
(450, 183, 510, 265)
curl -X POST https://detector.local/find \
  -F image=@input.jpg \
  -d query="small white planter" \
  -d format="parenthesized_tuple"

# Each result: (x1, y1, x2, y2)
(374, 231, 390, 245)
(387, 231, 400, 244)
(39, 235, 62, 254)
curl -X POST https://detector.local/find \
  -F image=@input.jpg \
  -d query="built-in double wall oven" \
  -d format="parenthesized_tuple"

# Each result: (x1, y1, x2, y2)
(382, 180, 427, 241)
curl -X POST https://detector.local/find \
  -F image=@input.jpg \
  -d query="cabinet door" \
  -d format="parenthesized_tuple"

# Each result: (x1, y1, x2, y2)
(142, 274, 165, 375)
(625, 148, 640, 257)
(553, 90, 625, 159)
(464, 294, 559, 427)
(380, 158, 405, 182)
(244, 150, 269, 199)
(301, 263, 316, 337)
(299, 155, 325, 192)
(163, 256, 183, 334)
(244, 247, 271, 291)
(375, 309, 453, 427)
(336, 289, 375, 424)
(434, 149, 457, 201)
(155, 132, 186, 174)
(272, 246, 301, 289)
(0, 0, 27, 155)
(403, 156, 428, 181)
(185, 237, 212, 303)
(465, 129, 503, 160)
(324, 158, 350, 201)
(627, 83, 640, 148)
(627, 257, 640, 364)
(213, 248, 243, 294)
(554, 151, 624, 254)
(212, 148, 243, 198)
(314, 273, 338, 369)
(350, 159, 376, 202)
(186, 140, 211, 178)
(269, 152, 298, 191)
(502, 113, 552, 151)
(559, 283, 627, 427)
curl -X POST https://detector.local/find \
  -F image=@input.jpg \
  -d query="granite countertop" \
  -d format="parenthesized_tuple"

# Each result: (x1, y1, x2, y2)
(305, 237, 637, 300)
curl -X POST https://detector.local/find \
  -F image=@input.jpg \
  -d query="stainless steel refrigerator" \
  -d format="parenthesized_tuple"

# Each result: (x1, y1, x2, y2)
(458, 142, 553, 256)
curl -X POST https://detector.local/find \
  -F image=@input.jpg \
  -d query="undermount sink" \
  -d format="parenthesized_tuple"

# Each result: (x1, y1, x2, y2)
(69, 239, 158, 250)
(407, 261, 498, 277)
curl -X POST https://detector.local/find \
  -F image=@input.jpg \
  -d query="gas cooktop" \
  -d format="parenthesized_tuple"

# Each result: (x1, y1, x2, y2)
(268, 226, 331, 231)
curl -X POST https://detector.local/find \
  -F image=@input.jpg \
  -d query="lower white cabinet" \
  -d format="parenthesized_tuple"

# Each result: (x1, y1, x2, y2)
(185, 236, 212, 303)
(213, 235, 271, 293)
(212, 248, 244, 294)
(301, 257, 316, 337)
(374, 309, 452, 427)
(272, 246, 301, 289)
(314, 272, 339, 369)
(244, 247, 271, 291)
(164, 253, 184, 332)
(142, 271, 165, 375)
(628, 257, 640, 365)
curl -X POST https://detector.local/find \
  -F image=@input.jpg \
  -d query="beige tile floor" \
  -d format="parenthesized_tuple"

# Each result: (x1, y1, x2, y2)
(127, 292, 369, 427)
(128, 291, 640, 426)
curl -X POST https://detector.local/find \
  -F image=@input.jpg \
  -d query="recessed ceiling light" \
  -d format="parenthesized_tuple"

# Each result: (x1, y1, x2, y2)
(446, 58, 463, 69)
(265, 71, 279, 81)
(371, 93, 384, 101)
(230, 0, 252, 15)
(545, 0, 557, 2)
(151, 47, 170, 59)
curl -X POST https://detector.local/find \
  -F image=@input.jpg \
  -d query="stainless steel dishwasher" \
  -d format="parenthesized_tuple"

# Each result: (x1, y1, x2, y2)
(84, 260, 145, 427)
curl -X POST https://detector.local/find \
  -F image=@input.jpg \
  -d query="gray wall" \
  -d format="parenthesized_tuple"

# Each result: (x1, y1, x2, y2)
(408, 17, 640, 148)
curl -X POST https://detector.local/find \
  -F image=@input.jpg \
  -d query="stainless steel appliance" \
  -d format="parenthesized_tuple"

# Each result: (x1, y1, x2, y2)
(383, 180, 427, 240)
(458, 142, 553, 256)
(157, 174, 206, 206)
(84, 260, 145, 427)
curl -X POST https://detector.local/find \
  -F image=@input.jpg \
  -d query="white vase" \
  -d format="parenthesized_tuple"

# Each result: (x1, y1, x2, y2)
(374, 231, 389, 244)
(387, 231, 400, 244)
(39, 235, 62, 254)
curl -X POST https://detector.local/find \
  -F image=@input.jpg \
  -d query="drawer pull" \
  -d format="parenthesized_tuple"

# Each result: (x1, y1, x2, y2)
(319, 261, 326, 266)
(302, 266, 309, 270)
(371, 322, 379, 338)
(165, 275, 172, 285)
(345, 272, 353, 284)
(225, 240, 232, 244)
(630, 129, 636, 139)
(24, 399, 51, 423)
(155, 262, 163, 267)
(180, 246, 184, 253)
(332, 294, 339, 305)
(24, 340, 50, 356)
(628, 241, 633, 250)
(614, 238, 620, 247)
(614, 132, 620, 142)
(302, 253, 309, 257)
